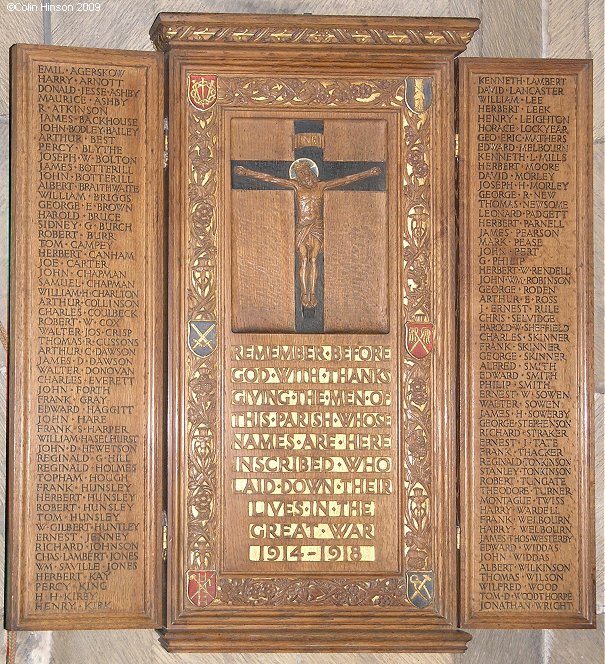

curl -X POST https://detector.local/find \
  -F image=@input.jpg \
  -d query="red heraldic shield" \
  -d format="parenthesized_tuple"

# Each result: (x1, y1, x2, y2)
(405, 322, 434, 360)
(187, 570, 217, 607)
(187, 74, 217, 111)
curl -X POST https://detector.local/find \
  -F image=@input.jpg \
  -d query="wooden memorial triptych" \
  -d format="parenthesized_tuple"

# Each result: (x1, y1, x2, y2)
(5, 13, 595, 652)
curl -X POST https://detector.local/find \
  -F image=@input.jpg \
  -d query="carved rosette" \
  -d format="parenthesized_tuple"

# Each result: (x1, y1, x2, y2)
(186, 75, 434, 605)
(401, 80, 433, 572)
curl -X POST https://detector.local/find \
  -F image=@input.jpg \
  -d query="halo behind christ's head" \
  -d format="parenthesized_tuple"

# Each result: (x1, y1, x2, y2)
(289, 158, 319, 180)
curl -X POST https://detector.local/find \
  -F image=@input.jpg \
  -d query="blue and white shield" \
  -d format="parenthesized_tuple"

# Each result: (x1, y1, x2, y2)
(406, 571, 434, 609)
(188, 320, 217, 358)
(405, 78, 433, 114)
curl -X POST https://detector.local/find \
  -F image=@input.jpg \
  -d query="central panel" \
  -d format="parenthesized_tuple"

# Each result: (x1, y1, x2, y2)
(229, 114, 389, 334)
(181, 69, 439, 615)
(158, 12, 478, 651)
(223, 110, 398, 574)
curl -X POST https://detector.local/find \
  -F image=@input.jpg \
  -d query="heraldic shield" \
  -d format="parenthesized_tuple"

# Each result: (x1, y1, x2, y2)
(405, 322, 434, 360)
(188, 320, 217, 358)
(404, 77, 433, 114)
(187, 571, 217, 607)
(187, 73, 217, 111)
(406, 571, 434, 609)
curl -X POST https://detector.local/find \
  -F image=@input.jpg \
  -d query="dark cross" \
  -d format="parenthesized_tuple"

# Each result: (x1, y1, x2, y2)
(231, 120, 385, 333)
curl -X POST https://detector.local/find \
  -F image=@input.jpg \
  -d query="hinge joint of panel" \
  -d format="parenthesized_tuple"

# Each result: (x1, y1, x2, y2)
(162, 510, 168, 561)
(456, 524, 461, 550)
(454, 132, 460, 158)
(163, 117, 169, 169)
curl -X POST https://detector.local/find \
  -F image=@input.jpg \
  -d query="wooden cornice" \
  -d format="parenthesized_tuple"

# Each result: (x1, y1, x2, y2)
(150, 12, 480, 54)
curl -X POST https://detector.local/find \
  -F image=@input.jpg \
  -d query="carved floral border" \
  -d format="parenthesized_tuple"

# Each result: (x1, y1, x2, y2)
(401, 92, 433, 573)
(187, 108, 219, 570)
(186, 76, 433, 605)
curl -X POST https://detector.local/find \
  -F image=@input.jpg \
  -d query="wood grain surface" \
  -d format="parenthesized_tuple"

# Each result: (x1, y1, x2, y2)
(0, 1, 602, 662)
(458, 58, 595, 629)
(162, 12, 471, 652)
(6, 44, 165, 630)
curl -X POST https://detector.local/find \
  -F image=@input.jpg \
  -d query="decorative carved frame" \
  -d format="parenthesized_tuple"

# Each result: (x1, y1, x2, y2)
(160, 13, 475, 649)
(185, 77, 433, 608)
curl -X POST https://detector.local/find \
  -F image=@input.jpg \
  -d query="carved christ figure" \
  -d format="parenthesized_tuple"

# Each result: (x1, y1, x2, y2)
(235, 159, 381, 308)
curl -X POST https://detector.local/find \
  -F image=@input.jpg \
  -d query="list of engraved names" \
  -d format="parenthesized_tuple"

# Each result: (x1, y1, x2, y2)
(471, 74, 579, 613)
(31, 62, 147, 614)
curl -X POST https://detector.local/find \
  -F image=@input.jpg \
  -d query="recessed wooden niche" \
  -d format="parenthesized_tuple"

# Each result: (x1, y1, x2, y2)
(6, 12, 595, 653)
(230, 114, 390, 334)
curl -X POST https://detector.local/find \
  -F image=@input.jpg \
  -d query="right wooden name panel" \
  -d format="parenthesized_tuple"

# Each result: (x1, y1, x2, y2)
(458, 59, 595, 629)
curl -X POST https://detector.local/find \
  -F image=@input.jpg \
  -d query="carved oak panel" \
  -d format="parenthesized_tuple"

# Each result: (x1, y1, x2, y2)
(160, 14, 470, 648)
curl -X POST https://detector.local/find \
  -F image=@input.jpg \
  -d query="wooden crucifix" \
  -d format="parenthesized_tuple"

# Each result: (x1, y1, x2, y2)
(231, 119, 385, 333)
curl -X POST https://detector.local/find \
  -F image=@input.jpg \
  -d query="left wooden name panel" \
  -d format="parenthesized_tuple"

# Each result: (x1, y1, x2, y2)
(7, 45, 165, 629)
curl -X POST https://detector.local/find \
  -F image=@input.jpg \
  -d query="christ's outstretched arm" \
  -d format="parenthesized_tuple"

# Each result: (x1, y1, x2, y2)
(234, 165, 295, 189)
(322, 166, 381, 190)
